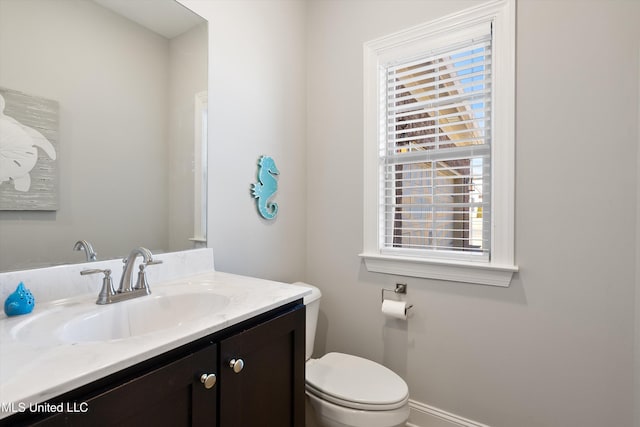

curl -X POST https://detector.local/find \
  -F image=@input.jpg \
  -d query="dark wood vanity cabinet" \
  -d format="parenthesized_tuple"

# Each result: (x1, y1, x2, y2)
(29, 344, 219, 427)
(5, 302, 304, 427)
(219, 304, 305, 427)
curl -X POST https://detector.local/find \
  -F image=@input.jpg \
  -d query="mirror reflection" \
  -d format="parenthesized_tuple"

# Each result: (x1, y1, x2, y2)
(0, 0, 208, 271)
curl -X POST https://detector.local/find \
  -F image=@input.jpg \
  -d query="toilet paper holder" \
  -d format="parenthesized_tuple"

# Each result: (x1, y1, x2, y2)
(381, 284, 414, 310)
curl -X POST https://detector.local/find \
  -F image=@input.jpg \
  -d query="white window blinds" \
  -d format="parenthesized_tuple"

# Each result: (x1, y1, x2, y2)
(380, 23, 492, 261)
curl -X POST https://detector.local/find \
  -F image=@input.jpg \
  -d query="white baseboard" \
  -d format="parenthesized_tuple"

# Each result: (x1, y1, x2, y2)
(407, 399, 491, 427)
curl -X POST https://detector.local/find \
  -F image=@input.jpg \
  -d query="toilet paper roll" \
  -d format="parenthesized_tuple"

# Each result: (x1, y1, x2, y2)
(381, 299, 408, 320)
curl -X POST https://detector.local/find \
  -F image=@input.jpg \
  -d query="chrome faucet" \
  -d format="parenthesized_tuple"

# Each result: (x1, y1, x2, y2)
(73, 239, 97, 261)
(118, 247, 162, 294)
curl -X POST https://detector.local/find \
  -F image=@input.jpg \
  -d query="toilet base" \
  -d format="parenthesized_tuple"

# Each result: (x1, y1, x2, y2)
(305, 398, 323, 427)
(306, 392, 409, 427)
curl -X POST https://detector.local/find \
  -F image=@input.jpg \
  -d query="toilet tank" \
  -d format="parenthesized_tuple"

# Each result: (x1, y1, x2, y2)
(292, 282, 321, 361)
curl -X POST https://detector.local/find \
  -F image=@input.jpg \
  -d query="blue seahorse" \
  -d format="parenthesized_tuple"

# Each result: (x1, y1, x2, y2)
(251, 156, 279, 219)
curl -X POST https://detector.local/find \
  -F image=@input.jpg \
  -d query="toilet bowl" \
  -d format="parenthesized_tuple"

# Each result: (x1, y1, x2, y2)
(292, 282, 410, 427)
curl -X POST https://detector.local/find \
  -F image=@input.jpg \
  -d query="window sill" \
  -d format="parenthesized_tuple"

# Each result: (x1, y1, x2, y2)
(359, 253, 518, 287)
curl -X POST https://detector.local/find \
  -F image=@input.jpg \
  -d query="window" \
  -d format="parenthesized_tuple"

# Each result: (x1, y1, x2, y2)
(383, 26, 491, 260)
(361, 0, 517, 286)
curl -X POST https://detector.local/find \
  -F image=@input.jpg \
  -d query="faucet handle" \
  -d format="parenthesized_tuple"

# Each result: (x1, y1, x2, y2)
(133, 258, 162, 293)
(132, 260, 161, 294)
(80, 268, 116, 305)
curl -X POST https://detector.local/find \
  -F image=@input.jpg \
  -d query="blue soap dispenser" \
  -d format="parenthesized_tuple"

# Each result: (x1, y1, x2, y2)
(4, 282, 35, 316)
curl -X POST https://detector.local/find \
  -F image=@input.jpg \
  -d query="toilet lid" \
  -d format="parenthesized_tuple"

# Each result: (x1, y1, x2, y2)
(306, 352, 409, 411)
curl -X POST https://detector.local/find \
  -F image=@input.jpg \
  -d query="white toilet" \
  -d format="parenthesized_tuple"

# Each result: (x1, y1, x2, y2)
(293, 282, 410, 427)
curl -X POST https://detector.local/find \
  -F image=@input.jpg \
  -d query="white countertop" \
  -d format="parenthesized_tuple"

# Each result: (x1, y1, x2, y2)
(0, 270, 310, 420)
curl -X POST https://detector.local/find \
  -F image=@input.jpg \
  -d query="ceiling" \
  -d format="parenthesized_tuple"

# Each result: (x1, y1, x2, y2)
(92, 0, 204, 39)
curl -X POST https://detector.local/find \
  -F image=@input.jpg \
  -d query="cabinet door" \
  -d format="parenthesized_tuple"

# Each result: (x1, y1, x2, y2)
(32, 344, 218, 427)
(219, 307, 305, 427)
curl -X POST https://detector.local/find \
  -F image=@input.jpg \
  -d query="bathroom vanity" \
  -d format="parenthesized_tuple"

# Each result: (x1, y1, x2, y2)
(0, 260, 308, 427)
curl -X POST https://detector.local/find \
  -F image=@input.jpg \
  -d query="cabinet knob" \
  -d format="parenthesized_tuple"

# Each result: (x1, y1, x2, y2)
(229, 358, 244, 373)
(200, 373, 217, 389)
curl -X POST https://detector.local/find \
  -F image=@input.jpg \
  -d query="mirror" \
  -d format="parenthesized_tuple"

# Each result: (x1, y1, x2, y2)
(0, 0, 208, 271)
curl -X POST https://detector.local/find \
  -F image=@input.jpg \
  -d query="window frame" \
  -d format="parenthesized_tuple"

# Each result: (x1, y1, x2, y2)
(360, 0, 517, 287)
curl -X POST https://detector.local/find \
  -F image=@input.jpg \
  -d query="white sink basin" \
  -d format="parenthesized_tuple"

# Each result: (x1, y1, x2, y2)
(10, 291, 231, 343)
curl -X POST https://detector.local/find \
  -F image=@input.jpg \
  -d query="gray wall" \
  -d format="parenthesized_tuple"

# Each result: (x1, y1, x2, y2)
(185, 0, 308, 283)
(185, 0, 640, 425)
(306, 1, 639, 426)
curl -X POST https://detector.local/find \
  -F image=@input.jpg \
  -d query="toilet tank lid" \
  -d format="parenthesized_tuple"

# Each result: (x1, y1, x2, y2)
(292, 282, 321, 304)
(306, 352, 409, 408)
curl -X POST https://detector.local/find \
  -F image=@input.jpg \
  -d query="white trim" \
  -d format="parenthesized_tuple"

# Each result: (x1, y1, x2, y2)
(488, 0, 516, 268)
(408, 399, 492, 427)
(362, 0, 517, 286)
(360, 253, 516, 287)
(193, 91, 208, 242)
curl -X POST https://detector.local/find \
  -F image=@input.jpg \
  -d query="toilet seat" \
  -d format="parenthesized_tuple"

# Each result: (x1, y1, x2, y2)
(305, 352, 409, 411)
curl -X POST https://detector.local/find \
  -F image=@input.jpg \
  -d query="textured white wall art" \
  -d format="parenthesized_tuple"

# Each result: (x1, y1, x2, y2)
(0, 87, 58, 210)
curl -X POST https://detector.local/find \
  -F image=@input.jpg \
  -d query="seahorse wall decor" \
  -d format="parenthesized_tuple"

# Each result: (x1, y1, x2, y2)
(251, 156, 279, 220)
